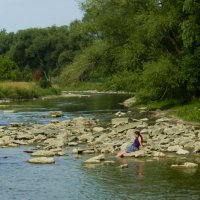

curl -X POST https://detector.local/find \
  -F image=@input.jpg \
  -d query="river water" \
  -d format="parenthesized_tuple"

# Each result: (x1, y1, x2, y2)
(0, 93, 200, 200)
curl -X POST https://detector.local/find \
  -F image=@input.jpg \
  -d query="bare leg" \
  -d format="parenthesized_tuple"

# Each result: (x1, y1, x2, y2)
(116, 150, 126, 158)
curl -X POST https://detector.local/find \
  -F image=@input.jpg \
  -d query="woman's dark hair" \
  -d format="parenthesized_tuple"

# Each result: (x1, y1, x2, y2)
(135, 130, 143, 142)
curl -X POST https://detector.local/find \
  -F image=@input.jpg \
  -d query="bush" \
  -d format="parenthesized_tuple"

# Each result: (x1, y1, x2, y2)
(136, 57, 182, 103)
(38, 79, 52, 89)
(0, 56, 22, 81)
(106, 71, 139, 92)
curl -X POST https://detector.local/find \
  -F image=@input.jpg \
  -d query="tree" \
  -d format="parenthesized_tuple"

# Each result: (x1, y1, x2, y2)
(0, 56, 21, 81)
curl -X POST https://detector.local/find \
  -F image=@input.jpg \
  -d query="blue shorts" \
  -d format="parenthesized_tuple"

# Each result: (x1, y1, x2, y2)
(125, 145, 138, 153)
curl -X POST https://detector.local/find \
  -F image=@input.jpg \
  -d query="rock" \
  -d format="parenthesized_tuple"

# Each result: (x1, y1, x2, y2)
(0, 136, 12, 146)
(84, 154, 105, 164)
(112, 118, 129, 126)
(49, 111, 64, 118)
(167, 145, 183, 152)
(4, 110, 16, 114)
(10, 123, 24, 127)
(140, 118, 149, 122)
(171, 162, 198, 168)
(24, 149, 34, 153)
(82, 150, 95, 154)
(28, 157, 55, 164)
(32, 150, 55, 157)
(122, 97, 136, 107)
(93, 127, 104, 133)
(124, 150, 145, 158)
(100, 142, 115, 153)
(72, 148, 84, 154)
(16, 134, 34, 140)
(176, 149, 189, 155)
(104, 160, 115, 164)
(156, 118, 170, 123)
(153, 151, 166, 157)
(51, 120, 59, 124)
(115, 111, 126, 117)
(138, 107, 148, 110)
(68, 142, 78, 146)
(115, 122, 143, 133)
(119, 164, 128, 168)
(55, 151, 67, 156)
(194, 142, 200, 153)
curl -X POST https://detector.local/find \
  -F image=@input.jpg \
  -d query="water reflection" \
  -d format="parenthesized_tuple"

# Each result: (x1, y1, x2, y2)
(118, 157, 144, 180)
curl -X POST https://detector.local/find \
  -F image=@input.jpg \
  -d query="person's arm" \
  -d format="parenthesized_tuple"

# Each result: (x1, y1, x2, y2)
(138, 136, 143, 149)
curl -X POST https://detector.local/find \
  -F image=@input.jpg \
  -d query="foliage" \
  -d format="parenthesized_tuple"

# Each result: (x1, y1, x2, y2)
(136, 57, 183, 102)
(0, 56, 21, 81)
(38, 79, 52, 89)
(0, 0, 199, 103)
(0, 82, 60, 100)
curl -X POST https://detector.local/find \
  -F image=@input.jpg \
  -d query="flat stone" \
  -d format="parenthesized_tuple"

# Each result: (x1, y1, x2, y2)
(153, 151, 166, 157)
(28, 157, 55, 164)
(171, 162, 198, 168)
(119, 164, 128, 168)
(112, 118, 129, 126)
(84, 154, 105, 164)
(93, 127, 104, 133)
(115, 122, 143, 133)
(176, 149, 189, 155)
(68, 142, 78, 146)
(167, 145, 183, 152)
(32, 150, 55, 157)
(124, 150, 145, 158)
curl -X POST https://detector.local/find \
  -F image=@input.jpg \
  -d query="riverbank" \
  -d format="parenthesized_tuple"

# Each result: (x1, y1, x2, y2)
(0, 82, 60, 100)
(122, 97, 200, 123)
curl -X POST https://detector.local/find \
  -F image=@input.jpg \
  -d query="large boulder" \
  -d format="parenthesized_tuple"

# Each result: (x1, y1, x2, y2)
(28, 157, 55, 164)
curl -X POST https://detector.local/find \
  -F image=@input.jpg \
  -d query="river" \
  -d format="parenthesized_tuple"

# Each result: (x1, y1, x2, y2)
(0, 93, 199, 200)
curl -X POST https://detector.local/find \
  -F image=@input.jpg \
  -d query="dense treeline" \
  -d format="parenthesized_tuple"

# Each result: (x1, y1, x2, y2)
(0, 0, 199, 102)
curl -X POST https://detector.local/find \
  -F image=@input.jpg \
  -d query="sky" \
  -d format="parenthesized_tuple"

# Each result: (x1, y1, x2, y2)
(0, 0, 84, 32)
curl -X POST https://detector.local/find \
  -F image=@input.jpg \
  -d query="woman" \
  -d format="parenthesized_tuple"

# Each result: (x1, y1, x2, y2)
(116, 130, 143, 158)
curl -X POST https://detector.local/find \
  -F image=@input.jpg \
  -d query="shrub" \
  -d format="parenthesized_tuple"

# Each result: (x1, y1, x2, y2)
(136, 57, 183, 103)
(106, 71, 139, 92)
(38, 79, 52, 89)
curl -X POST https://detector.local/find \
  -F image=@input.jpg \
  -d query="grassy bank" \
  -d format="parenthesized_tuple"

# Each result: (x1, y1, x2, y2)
(0, 82, 60, 100)
(143, 99, 200, 123)
(63, 82, 107, 92)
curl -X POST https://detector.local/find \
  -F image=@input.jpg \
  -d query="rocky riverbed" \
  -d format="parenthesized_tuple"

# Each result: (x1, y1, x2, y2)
(0, 110, 200, 166)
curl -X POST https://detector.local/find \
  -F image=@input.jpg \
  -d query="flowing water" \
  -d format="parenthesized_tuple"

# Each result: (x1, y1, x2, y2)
(0, 93, 199, 200)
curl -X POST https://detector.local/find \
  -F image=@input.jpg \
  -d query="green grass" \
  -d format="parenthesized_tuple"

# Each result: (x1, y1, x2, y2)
(142, 99, 200, 123)
(0, 82, 60, 100)
(168, 100, 200, 122)
(63, 82, 107, 92)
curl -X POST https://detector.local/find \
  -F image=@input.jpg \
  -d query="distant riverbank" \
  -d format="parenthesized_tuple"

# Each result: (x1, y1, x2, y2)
(0, 82, 60, 100)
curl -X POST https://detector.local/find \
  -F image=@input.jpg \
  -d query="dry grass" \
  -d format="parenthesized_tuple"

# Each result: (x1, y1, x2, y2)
(0, 81, 60, 99)
(0, 82, 35, 89)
